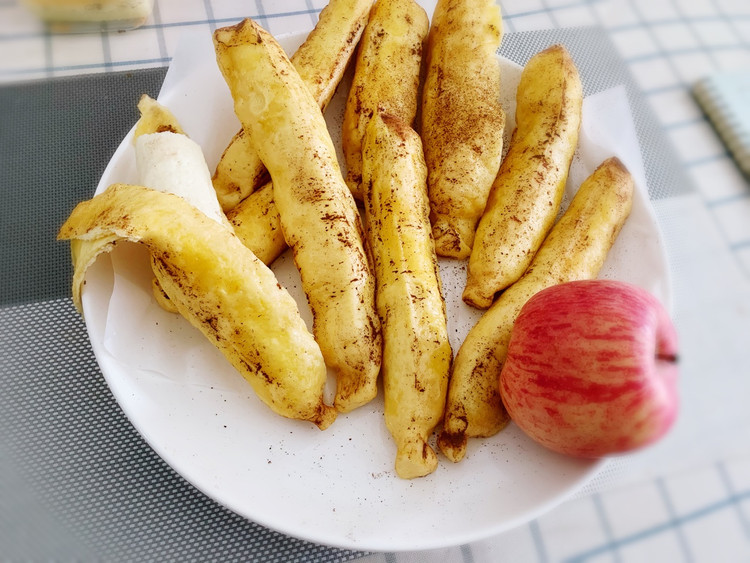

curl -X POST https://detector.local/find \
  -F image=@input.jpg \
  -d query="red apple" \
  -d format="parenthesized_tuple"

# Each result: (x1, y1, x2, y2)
(499, 279, 679, 458)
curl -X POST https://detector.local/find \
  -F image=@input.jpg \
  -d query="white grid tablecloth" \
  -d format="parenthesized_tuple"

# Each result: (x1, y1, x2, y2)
(1, 1, 749, 561)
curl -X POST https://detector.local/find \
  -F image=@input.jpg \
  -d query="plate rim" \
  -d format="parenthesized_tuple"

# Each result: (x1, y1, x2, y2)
(80, 29, 666, 552)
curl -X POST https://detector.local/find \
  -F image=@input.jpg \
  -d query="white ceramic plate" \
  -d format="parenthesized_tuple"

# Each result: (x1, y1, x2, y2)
(81, 30, 671, 552)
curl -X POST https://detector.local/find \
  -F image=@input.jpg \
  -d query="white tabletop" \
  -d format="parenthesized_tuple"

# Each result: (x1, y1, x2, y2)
(1, 1, 749, 561)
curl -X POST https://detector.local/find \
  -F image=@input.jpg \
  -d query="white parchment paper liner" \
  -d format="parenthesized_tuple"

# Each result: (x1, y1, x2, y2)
(98, 29, 669, 388)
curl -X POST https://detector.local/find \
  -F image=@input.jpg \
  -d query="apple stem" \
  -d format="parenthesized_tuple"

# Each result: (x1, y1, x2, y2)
(656, 353, 678, 363)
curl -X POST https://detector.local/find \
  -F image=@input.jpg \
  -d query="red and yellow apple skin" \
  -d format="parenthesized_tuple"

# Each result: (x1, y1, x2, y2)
(499, 279, 679, 458)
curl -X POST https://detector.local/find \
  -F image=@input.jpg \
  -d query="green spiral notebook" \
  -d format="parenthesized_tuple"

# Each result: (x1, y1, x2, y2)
(694, 72, 750, 178)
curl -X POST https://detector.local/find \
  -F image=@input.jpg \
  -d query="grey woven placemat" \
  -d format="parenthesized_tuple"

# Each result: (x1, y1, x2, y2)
(0, 300, 364, 562)
(0, 68, 166, 306)
(0, 68, 362, 562)
(0, 26, 691, 561)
